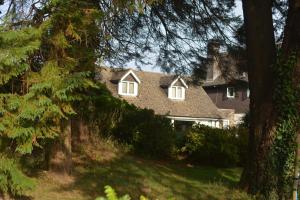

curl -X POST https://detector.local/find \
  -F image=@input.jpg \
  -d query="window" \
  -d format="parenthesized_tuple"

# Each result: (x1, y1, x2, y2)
(227, 87, 235, 98)
(178, 87, 183, 98)
(169, 86, 185, 100)
(171, 87, 176, 97)
(207, 120, 212, 127)
(211, 121, 216, 127)
(122, 82, 127, 93)
(119, 81, 137, 96)
(129, 82, 134, 94)
(223, 120, 229, 128)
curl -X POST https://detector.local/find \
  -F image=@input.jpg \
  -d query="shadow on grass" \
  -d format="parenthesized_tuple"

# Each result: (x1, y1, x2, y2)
(55, 153, 245, 200)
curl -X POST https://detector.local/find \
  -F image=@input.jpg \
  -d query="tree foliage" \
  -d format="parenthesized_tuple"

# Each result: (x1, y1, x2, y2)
(98, 0, 241, 76)
(268, 52, 299, 199)
(0, 0, 102, 195)
(0, 156, 35, 196)
(96, 185, 149, 200)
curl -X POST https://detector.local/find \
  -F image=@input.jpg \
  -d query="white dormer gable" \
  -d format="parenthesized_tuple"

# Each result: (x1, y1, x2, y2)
(118, 70, 140, 96)
(168, 76, 188, 100)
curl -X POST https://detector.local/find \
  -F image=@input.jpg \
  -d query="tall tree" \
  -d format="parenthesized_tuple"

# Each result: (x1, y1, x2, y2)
(240, 0, 300, 198)
(0, 0, 101, 194)
(239, 0, 277, 195)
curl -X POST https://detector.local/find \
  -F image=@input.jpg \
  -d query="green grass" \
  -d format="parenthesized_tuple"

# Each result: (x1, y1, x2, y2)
(26, 139, 251, 200)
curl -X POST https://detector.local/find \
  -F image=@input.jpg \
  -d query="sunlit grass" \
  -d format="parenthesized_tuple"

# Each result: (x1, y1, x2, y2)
(26, 137, 251, 200)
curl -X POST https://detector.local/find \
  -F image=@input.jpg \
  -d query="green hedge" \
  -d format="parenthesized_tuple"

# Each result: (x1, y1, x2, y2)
(113, 108, 175, 158)
(182, 125, 248, 167)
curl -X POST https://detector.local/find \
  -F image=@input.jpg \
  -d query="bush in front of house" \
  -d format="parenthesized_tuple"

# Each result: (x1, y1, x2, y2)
(182, 125, 248, 167)
(112, 108, 175, 159)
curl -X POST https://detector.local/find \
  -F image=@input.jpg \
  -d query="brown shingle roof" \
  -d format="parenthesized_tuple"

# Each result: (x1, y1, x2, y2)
(97, 67, 225, 119)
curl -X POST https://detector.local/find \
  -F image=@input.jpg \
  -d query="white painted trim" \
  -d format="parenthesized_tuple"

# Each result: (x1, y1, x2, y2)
(120, 70, 141, 84)
(168, 86, 185, 100)
(226, 87, 235, 98)
(166, 116, 221, 121)
(118, 81, 138, 96)
(247, 88, 250, 98)
(170, 76, 188, 88)
(167, 116, 225, 128)
(222, 119, 230, 128)
(170, 119, 175, 128)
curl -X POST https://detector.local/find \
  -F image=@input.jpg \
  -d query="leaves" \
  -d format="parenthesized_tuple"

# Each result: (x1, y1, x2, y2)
(0, 27, 41, 85)
(269, 52, 299, 197)
(96, 185, 148, 200)
(0, 0, 102, 195)
(0, 156, 36, 196)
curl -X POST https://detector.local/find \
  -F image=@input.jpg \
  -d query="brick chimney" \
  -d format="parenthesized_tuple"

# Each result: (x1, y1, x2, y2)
(206, 40, 221, 81)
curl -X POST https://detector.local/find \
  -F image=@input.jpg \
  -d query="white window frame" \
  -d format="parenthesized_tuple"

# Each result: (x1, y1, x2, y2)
(118, 81, 138, 96)
(226, 87, 235, 98)
(168, 76, 188, 100)
(168, 86, 185, 100)
(223, 120, 230, 128)
(247, 88, 250, 98)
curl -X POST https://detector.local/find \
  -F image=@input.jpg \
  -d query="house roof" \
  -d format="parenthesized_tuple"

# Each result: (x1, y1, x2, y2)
(97, 67, 225, 119)
(203, 75, 248, 87)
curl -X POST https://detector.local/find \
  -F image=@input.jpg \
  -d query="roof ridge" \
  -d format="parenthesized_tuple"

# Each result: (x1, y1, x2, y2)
(98, 65, 180, 78)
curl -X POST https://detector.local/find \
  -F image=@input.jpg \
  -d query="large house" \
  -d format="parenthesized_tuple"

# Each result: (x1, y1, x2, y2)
(97, 67, 232, 129)
(203, 41, 249, 125)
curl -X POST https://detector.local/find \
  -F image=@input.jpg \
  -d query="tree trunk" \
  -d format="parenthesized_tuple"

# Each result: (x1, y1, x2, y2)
(71, 116, 90, 150)
(281, 0, 300, 198)
(48, 119, 72, 174)
(240, 0, 277, 195)
(0, 192, 4, 200)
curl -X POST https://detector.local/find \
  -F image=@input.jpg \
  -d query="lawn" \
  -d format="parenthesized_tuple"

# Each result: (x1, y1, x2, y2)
(26, 139, 251, 200)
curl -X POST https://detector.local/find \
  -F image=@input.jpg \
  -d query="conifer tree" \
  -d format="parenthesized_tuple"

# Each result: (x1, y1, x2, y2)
(0, 0, 101, 195)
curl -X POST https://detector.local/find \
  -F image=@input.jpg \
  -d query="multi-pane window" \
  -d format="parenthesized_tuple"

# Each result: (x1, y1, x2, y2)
(170, 86, 184, 99)
(120, 81, 136, 95)
(226, 87, 235, 98)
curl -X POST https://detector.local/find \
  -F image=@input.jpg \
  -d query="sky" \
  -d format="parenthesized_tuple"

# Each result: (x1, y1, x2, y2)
(0, 0, 244, 73)
(126, 0, 244, 73)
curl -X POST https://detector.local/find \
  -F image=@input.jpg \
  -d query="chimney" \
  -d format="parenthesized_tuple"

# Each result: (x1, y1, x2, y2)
(207, 39, 220, 58)
(206, 39, 221, 81)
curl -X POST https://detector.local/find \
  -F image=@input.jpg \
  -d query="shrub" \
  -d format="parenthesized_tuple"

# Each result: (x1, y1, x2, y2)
(235, 126, 248, 166)
(96, 185, 149, 200)
(182, 125, 248, 167)
(112, 108, 175, 158)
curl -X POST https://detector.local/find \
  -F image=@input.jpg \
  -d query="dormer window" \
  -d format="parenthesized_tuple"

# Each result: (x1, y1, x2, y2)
(168, 76, 188, 100)
(121, 81, 136, 95)
(170, 86, 184, 99)
(118, 70, 141, 97)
